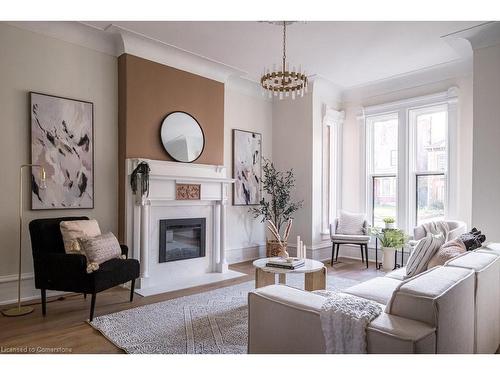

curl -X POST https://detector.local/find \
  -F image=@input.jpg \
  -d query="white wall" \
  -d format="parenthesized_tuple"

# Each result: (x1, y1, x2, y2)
(272, 91, 313, 246)
(224, 77, 273, 263)
(472, 43, 500, 241)
(0, 23, 118, 304)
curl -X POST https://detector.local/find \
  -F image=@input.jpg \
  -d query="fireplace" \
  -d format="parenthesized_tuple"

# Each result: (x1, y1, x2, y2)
(159, 218, 206, 263)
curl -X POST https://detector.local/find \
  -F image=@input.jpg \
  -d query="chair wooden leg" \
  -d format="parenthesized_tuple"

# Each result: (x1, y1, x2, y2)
(365, 245, 369, 268)
(41, 289, 46, 316)
(130, 279, 136, 302)
(331, 242, 335, 265)
(89, 293, 96, 322)
(335, 244, 340, 262)
(360, 244, 365, 263)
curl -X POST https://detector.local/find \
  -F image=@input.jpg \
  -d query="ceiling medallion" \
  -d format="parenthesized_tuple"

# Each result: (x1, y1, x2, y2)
(260, 21, 308, 100)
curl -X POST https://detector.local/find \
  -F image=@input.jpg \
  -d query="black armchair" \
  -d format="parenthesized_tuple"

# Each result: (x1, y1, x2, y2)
(29, 216, 140, 321)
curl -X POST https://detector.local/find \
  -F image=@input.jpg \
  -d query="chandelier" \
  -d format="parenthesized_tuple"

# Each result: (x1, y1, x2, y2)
(261, 21, 308, 100)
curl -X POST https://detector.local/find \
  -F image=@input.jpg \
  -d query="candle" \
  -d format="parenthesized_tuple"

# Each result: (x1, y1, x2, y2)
(297, 236, 301, 257)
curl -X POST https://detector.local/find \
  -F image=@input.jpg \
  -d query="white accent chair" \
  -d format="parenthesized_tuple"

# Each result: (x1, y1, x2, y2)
(413, 220, 467, 241)
(329, 218, 370, 268)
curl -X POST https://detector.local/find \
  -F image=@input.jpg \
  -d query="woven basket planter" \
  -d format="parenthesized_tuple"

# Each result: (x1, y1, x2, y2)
(266, 240, 288, 257)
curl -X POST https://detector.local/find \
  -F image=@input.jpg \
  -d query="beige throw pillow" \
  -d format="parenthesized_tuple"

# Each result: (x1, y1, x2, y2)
(78, 232, 123, 273)
(427, 239, 466, 269)
(60, 219, 101, 254)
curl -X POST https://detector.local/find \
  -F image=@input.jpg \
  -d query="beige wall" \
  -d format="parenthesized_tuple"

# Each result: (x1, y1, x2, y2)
(472, 43, 500, 240)
(0, 23, 118, 302)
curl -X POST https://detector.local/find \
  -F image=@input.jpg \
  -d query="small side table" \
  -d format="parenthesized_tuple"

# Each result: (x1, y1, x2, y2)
(374, 237, 406, 270)
(252, 258, 327, 291)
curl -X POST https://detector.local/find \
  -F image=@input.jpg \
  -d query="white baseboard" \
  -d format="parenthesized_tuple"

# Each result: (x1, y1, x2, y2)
(0, 272, 67, 306)
(226, 244, 266, 264)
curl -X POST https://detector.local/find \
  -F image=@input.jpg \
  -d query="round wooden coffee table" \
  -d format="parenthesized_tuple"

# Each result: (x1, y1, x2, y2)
(252, 258, 327, 291)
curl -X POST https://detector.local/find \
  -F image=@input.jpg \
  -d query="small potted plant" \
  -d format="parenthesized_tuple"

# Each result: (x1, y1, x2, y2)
(383, 217, 395, 229)
(250, 159, 303, 257)
(371, 228, 407, 270)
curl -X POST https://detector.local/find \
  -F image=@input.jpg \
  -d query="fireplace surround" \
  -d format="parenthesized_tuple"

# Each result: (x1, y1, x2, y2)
(124, 158, 244, 295)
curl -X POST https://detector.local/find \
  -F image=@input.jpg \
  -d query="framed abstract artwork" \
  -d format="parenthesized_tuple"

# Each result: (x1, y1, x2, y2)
(232, 129, 262, 206)
(30, 92, 94, 209)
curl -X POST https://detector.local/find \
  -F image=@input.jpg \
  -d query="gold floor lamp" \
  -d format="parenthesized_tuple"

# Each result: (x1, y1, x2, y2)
(1, 164, 46, 317)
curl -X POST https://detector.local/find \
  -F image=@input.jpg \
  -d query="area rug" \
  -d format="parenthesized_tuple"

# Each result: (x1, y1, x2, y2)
(89, 275, 359, 354)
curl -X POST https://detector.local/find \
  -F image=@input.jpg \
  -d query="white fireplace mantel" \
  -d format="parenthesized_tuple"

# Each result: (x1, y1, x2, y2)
(124, 158, 240, 294)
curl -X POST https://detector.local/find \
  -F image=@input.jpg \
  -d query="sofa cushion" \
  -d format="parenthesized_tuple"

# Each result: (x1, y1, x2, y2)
(385, 267, 409, 281)
(385, 266, 475, 353)
(445, 251, 500, 353)
(344, 277, 402, 305)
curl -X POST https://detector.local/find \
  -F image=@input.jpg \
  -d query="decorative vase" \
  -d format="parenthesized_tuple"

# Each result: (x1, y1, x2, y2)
(266, 240, 288, 257)
(382, 246, 396, 270)
(385, 222, 395, 229)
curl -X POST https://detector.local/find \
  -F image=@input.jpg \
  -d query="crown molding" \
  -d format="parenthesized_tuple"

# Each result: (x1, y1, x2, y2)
(442, 21, 500, 54)
(342, 58, 471, 105)
(105, 24, 247, 83)
(4, 21, 248, 83)
(5, 21, 120, 56)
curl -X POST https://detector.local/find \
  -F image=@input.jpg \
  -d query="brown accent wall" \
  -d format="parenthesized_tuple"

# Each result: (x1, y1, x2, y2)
(118, 54, 225, 240)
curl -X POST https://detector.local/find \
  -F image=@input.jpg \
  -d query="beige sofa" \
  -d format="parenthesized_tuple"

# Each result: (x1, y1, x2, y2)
(248, 249, 500, 354)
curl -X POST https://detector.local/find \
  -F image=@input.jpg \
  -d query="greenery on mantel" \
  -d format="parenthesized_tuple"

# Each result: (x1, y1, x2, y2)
(249, 159, 303, 237)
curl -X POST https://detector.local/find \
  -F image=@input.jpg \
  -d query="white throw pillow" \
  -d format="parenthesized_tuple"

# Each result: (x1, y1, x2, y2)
(406, 234, 445, 277)
(336, 211, 366, 235)
(60, 219, 101, 254)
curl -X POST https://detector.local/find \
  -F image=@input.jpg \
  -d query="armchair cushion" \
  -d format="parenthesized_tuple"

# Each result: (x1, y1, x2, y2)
(330, 234, 370, 243)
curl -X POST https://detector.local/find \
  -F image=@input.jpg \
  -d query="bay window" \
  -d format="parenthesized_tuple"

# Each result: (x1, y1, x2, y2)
(364, 88, 458, 233)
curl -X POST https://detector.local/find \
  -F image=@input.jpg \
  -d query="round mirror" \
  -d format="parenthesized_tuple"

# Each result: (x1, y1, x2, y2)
(160, 112, 205, 163)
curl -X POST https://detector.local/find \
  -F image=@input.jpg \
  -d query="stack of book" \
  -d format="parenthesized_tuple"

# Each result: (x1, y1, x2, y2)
(266, 257, 305, 270)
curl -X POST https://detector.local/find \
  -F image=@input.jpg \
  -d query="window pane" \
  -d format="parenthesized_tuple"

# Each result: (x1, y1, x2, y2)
(372, 116, 398, 174)
(417, 174, 446, 224)
(373, 176, 397, 228)
(415, 109, 447, 172)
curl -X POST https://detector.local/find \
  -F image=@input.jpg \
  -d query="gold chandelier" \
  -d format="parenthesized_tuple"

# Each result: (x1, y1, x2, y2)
(261, 21, 308, 100)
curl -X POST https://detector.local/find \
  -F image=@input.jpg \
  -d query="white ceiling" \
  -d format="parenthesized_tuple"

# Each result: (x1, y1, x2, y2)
(86, 21, 483, 88)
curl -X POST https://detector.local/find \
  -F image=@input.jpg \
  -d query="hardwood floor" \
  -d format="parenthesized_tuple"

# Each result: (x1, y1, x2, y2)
(0, 257, 383, 354)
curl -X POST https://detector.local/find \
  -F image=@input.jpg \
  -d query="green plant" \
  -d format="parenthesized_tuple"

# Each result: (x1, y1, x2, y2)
(370, 228, 407, 248)
(383, 217, 395, 224)
(249, 159, 303, 238)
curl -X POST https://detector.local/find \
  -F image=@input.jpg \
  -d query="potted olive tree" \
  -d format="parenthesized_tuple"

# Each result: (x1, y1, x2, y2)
(250, 159, 303, 257)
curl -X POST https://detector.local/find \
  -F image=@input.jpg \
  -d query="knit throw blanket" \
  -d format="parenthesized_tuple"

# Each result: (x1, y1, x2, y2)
(313, 291, 382, 353)
(421, 221, 450, 241)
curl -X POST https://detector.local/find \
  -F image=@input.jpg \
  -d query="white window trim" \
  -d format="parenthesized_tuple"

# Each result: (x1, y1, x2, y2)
(360, 87, 459, 234)
(321, 107, 344, 236)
